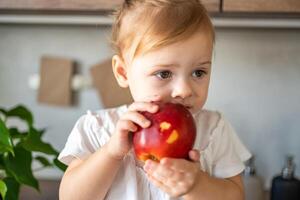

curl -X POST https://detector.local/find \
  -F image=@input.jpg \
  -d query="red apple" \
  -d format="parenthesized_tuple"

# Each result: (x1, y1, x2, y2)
(133, 103, 196, 162)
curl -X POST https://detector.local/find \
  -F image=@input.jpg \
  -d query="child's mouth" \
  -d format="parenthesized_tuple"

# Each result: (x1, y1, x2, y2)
(151, 101, 193, 111)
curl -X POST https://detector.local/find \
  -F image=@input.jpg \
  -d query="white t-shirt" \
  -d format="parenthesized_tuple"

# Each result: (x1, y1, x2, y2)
(59, 105, 251, 200)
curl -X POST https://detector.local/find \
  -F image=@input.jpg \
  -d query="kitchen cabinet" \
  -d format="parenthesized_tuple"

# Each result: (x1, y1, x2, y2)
(201, 0, 220, 13)
(0, 0, 220, 13)
(0, 0, 123, 12)
(1, 0, 300, 15)
(1, 0, 299, 27)
(223, 0, 300, 13)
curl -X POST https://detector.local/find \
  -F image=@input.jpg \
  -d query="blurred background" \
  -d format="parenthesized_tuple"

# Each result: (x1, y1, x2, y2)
(0, 0, 299, 199)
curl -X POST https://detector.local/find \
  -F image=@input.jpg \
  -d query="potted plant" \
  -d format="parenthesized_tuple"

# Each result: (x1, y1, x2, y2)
(0, 104, 66, 200)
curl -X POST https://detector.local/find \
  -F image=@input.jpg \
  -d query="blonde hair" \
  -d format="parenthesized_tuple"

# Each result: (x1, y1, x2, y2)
(111, 0, 215, 62)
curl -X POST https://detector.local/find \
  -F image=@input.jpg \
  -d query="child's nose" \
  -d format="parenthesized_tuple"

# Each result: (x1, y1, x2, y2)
(171, 79, 193, 99)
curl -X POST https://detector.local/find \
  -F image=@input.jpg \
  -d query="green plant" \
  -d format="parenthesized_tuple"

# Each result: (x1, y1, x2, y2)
(0, 104, 66, 200)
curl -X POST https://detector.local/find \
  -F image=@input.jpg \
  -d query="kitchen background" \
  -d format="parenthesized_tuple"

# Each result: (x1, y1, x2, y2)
(0, 0, 300, 198)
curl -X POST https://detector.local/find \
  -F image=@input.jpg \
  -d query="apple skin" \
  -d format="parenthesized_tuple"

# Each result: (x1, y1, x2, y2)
(133, 103, 196, 162)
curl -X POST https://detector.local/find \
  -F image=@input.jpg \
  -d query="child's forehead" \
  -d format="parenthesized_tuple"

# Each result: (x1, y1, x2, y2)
(130, 51, 212, 72)
(127, 29, 213, 64)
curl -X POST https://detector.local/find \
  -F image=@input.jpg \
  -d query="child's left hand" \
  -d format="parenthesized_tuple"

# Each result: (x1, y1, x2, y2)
(143, 150, 201, 198)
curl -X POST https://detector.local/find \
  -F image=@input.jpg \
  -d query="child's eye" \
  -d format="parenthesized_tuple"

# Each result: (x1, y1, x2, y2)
(155, 70, 172, 79)
(192, 70, 206, 78)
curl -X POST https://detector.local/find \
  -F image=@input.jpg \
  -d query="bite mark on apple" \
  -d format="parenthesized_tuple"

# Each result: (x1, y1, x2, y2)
(139, 153, 159, 162)
(160, 121, 171, 131)
(166, 130, 179, 144)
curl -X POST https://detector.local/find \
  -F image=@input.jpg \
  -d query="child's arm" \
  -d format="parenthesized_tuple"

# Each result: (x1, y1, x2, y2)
(59, 144, 124, 200)
(59, 102, 159, 200)
(183, 171, 244, 200)
(144, 150, 244, 200)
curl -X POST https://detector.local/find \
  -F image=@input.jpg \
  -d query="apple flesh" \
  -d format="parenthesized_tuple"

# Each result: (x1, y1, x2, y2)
(133, 103, 196, 162)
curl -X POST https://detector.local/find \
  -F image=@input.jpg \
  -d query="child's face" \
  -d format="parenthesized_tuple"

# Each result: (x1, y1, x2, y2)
(114, 30, 213, 114)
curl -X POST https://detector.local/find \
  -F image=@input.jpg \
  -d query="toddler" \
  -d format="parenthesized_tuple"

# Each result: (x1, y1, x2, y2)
(59, 0, 251, 199)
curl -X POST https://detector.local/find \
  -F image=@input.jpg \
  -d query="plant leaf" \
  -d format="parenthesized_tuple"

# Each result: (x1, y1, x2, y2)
(0, 118, 14, 155)
(21, 127, 58, 155)
(3, 146, 39, 191)
(0, 156, 5, 169)
(6, 105, 33, 127)
(0, 179, 7, 199)
(3, 177, 20, 200)
(53, 158, 67, 172)
(8, 127, 27, 139)
(0, 108, 7, 116)
(35, 156, 52, 168)
(38, 128, 46, 137)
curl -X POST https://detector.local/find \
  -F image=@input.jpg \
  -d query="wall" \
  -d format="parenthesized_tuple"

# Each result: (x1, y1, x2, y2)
(0, 24, 299, 189)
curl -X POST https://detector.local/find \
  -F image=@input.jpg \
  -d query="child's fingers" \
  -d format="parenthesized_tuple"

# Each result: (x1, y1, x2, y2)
(143, 159, 159, 173)
(188, 149, 200, 162)
(145, 163, 190, 197)
(144, 160, 183, 182)
(146, 173, 174, 195)
(144, 160, 165, 178)
(121, 111, 151, 128)
(128, 102, 159, 113)
(160, 158, 199, 173)
(116, 119, 138, 133)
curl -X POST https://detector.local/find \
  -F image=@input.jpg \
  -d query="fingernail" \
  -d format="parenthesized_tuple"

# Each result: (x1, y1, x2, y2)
(131, 126, 137, 132)
(152, 105, 159, 112)
(160, 158, 168, 165)
(144, 163, 150, 172)
(144, 120, 151, 127)
(143, 160, 152, 171)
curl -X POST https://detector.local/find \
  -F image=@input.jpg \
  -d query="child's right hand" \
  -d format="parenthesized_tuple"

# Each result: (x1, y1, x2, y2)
(106, 102, 159, 160)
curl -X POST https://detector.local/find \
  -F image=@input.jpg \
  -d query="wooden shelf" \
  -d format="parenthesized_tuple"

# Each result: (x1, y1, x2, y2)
(223, 0, 300, 13)
(201, 0, 220, 12)
(1, 0, 299, 27)
(0, 0, 220, 13)
(0, 0, 123, 11)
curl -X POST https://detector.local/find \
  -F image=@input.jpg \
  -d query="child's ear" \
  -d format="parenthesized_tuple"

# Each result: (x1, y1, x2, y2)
(112, 55, 129, 88)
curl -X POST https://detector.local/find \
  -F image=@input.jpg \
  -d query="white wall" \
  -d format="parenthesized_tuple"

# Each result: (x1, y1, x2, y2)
(208, 28, 300, 188)
(0, 24, 299, 189)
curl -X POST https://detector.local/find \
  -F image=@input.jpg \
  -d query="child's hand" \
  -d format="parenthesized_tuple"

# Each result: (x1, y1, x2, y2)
(107, 102, 159, 160)
(143, 150, 201, 198)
